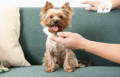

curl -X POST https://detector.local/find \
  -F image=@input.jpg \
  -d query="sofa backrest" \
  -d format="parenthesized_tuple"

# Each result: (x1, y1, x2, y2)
(20, 8, 120, 66)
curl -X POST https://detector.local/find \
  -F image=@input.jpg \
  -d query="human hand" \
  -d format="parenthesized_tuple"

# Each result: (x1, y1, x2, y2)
(82, 1, 102, 11)
(51, 32, 89, 49)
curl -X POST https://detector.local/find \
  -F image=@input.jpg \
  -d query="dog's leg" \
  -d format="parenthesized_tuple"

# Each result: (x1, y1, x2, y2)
(63, 50, 80, 72)
(43, 51, 56, 72)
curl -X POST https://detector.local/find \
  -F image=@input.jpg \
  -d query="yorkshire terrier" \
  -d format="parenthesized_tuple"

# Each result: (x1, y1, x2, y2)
(40, 1, 85, 72)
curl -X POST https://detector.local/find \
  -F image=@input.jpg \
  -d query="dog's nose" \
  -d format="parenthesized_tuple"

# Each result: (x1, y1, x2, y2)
(54, 20, 59, 24)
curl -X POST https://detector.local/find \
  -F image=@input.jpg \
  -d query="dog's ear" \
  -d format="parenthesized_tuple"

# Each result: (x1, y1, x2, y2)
(41, 1, 53, 15)
(61, 2, 72, 13)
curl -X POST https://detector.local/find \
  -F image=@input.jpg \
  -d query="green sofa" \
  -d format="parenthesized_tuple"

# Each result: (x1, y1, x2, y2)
(0, 8, 120, 77)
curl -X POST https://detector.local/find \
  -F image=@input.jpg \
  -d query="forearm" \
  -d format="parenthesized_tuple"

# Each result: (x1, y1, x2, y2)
(82, 40, 120, 64)
(111, 0, 120, 9)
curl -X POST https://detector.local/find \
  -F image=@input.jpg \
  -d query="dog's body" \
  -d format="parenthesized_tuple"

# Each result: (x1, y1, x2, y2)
(44, 35, 80, 72)
(40, 1, 84, 72)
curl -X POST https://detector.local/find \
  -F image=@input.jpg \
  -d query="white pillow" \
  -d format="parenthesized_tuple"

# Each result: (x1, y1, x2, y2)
(0, 4, 31, 67)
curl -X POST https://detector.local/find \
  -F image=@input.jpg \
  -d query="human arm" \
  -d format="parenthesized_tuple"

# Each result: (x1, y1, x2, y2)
(82, 0, 120, 11)
(51, 32, 120, 64)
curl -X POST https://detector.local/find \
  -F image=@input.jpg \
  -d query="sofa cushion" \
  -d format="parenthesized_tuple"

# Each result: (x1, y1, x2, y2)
(0, 4, 30, 67)
(0, 66, 120, 77)
(20, 8, 120, 66)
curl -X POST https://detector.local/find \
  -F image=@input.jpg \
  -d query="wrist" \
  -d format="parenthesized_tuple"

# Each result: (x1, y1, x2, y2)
(80, 40, 99, 54)
(111, 0, 120, 9)
(77, 39, 91, 50)
(111, 1, 115, 9)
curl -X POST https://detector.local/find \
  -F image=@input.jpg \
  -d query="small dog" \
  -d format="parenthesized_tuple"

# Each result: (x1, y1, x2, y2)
(40, 1, 85, 72)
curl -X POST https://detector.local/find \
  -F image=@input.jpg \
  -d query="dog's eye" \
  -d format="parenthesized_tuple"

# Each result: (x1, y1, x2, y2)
(50, 15, 53, 18)
(59, 15, 63, 19)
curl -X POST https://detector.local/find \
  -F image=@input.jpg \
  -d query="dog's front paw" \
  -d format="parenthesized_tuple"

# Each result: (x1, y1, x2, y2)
(76, 64, 86, 68)
(45, 68, 54, 72)
(64, 68, 74, 72)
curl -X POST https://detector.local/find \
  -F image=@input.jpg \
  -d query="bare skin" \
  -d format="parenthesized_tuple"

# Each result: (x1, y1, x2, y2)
(82, 0, 120, 11)
(51, 32, 120, 64)
(51, 0, 120, 64)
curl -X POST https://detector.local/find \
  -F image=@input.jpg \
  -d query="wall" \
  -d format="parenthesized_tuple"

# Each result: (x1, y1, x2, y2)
(0, 0, 107, 7)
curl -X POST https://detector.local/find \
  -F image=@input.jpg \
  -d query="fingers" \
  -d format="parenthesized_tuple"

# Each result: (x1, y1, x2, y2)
(82, 1, 97, 11)
(82, 1, 101, 11)
(85, 7, 96, 11)
(51, 32, 72, 43)
(51, 36, 64, 43)
(57, 32, 72, 38)
(51, 32, 73, 44)
(82, 1, 94, 6)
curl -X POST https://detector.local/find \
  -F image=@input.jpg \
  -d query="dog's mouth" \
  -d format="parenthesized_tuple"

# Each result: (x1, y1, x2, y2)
(48, 25, 63, 33)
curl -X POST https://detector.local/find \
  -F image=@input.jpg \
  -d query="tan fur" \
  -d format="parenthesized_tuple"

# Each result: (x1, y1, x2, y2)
(40, 1, 83, 72)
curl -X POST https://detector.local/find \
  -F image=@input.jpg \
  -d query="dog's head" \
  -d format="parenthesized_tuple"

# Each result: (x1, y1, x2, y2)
(40, 1, 72, 33)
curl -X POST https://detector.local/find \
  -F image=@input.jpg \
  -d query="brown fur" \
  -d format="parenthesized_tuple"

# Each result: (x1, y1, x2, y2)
(40, 1, 72, 33)
(40, 1, 85, 72)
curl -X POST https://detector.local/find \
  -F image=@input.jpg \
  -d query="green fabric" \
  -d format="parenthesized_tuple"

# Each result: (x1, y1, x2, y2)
(19, 8, 120, 66)
(20, 8, 46, 65)
(0, 66, 120, 77)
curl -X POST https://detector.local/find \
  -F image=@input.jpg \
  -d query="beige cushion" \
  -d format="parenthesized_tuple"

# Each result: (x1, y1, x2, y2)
(0, 4, 31, 67)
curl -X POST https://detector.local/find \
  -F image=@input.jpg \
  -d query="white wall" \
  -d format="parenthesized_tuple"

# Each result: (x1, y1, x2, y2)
(0, 0, 107, 7)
